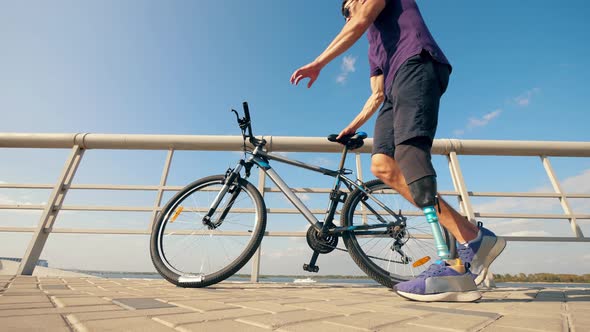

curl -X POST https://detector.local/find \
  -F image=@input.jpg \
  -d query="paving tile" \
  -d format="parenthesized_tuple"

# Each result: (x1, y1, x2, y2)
(167, 299, 241, 312)
(1, 288, 46, 295)
(505, 302, 564, 319)
(68, 307, 193, 322)
(236, 310, 342, 329)
(41, 284, 70, 290)
(406, 313, 497, 331)
(323, 311, 418, 330)
(52, 295, 112, 307)
(42, 289, 87, 296)
(12, 276, 38, 282)
(231, 301, 302, 313)
(377, 322, 441, 332)
(277, 321, 366, 332)
(0, 302, 54, 310)
(494, 315, 565, 332)
(67, 315, 175, 331)
(153, 308, 268, 328)
(113, 298, 176, 310)
(288, 301, 372, 315)
(569, 314, 590, 332)
(7, 283, 39, 289)
(0, 294, 50, 304)
(176, 319, 272, 332)
(0, 304, 124, 318)
(0, 313, 69, 331)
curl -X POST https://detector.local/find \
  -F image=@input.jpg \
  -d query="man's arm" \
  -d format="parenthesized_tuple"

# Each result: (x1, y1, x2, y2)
(315, 0, 385, 68)
(337, 74, 385, 139)
(290, 0, 386, 88)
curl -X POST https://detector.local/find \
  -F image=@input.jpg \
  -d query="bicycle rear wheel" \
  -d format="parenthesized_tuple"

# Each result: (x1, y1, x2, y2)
(150, 175, 266, 287)
(341, 179, 452, 288)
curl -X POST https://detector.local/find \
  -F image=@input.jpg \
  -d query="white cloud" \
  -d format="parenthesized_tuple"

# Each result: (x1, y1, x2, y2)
(561, 168, 590, 193)
(453, 109, 502, 137)
(467, 109, 503, 129)
(336, 55, 356, 84)
(471, 168, 590, 237)
(311, 157, 334, 168)
(295, 193, 311, 201)
(262, 246, 308, 259)
(452, 88, 541, 137)
(453, 129, 465, 136)
(513, 88, 540, 107)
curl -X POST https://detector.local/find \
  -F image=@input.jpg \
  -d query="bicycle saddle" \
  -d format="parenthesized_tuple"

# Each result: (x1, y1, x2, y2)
(327, 132, 368, 150)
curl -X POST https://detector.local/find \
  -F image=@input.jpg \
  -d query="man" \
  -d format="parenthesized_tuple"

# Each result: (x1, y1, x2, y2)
(290, 0, 506, 302)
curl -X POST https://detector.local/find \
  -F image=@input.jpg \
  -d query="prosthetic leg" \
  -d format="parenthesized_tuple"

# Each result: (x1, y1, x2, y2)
(408, 176, 450, 260)
(395, 137, 452, 262)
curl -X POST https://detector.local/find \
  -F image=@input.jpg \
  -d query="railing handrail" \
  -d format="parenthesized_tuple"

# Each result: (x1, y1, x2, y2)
(1, 133, 590, 156)
(1, 133, 588, 277)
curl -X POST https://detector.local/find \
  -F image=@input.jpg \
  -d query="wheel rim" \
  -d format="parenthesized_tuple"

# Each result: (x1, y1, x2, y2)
(156, 179, 260, 282)
(347, 183, 444, 281)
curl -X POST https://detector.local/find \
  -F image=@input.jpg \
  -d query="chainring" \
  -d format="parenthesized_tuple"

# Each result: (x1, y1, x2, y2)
(306, 224, 338, 254)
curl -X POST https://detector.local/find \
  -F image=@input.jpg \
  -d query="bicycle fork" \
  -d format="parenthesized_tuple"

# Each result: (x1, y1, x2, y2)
(202, 163, 244, 229)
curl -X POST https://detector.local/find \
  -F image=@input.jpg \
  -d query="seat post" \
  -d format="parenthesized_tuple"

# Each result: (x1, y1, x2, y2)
(337, 146, 349, 171)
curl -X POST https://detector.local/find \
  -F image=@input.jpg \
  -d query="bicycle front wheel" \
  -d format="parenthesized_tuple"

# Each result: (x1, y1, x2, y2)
(342, 179, 452, 288)
(150, 175, 267, 287)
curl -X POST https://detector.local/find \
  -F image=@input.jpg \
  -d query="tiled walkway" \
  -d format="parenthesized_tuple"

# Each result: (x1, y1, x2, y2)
(1, 275, 588, 331)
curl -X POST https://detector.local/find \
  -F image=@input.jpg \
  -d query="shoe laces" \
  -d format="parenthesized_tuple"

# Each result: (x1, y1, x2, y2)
(418, 262, 447, 278)
(457, 245, 474, 262)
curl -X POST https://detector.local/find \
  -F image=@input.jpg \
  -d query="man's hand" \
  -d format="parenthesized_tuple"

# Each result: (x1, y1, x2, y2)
(290, 61, 323, 88)
(337, 126, 357, 140)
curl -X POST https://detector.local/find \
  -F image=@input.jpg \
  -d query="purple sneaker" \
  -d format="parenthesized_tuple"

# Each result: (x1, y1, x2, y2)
(394, 261, 481, 302)
(457, 223, 506, 286)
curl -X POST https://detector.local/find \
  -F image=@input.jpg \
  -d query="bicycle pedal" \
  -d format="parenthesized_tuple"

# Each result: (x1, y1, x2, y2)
(302, 263, 320, 273)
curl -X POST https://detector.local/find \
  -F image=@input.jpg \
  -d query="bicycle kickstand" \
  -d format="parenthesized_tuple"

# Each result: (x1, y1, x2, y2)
(302, 251, 320, 273)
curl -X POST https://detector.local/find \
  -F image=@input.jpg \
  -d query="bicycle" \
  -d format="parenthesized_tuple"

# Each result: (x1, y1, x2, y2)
(150, 102, 454, 288)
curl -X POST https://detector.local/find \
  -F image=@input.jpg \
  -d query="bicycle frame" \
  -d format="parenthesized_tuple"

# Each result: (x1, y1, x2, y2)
(229, 144, 406, 236)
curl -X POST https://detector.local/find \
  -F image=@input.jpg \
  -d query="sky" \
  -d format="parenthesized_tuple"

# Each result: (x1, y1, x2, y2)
(1, 0, 589, 277)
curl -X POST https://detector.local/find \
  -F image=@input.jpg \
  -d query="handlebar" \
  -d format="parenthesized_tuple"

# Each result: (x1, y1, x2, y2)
(231, 101, 263, 146)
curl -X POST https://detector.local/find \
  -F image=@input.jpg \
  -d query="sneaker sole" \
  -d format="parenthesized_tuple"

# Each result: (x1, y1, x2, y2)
(474, 237, 507, 286)
(396, 290, 482, 302)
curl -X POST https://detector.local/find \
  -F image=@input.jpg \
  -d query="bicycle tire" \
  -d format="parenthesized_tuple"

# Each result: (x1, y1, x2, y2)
(341, 179, 452, 288)
(150, 174, 267, 287)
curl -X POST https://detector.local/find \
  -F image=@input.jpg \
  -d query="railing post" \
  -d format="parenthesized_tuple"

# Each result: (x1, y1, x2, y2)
(250, 168, 266, 283)
(356, 152, 368, 224)
(17, 145, 85, 275)
(448, 152, 497, 287)
(355, 152, 364, 181)
(148, 149, 174, 231)
(541, 156, 584, 238)
(447, 152, 476, 223)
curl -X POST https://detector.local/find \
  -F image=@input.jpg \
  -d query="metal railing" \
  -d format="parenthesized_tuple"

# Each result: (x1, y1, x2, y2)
(1, 133, 589, 279)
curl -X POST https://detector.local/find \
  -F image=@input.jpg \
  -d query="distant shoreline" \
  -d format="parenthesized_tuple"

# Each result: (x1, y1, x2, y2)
(60, 270, 590, 283)
(63, 270, 373, 280)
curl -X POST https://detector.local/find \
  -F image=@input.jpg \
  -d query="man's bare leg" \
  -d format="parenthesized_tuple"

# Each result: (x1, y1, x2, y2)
(371, 153, 478, 244)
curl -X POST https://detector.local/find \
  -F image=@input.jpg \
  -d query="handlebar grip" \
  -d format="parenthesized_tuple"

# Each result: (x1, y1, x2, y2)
(242, 102, 251, 121)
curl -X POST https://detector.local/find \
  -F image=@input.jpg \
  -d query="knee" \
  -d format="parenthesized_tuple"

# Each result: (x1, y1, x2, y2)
(371, 158, 404, 186)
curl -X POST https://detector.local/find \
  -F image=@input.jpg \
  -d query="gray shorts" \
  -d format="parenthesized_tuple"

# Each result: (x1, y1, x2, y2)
(372, 50, 451, 158)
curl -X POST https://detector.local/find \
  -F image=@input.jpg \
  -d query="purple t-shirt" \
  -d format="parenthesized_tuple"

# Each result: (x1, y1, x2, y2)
(367, 0, 451, 94)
